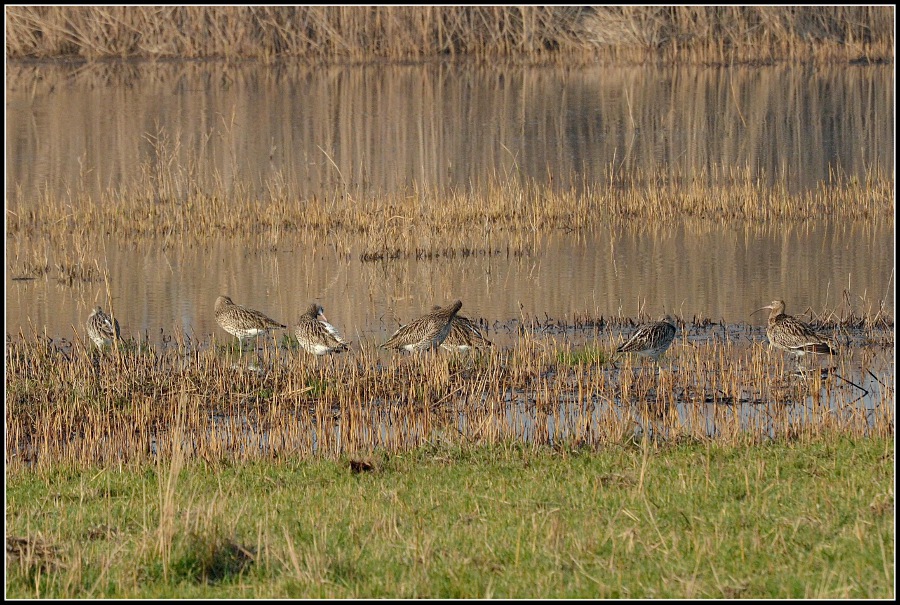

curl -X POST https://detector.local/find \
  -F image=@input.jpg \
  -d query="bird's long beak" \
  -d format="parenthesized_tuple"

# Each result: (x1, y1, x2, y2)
(750, 304, 772, 316)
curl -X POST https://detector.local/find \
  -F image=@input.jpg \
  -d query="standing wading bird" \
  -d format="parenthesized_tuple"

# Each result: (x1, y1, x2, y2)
(215, 295, 286, 350)
(294, 303, 351, 356)
(615, 315, 677, 370)
(752, 299, 837, 362)
(431, 306, 493, 352)
(382, 300, 464, 352)
(86, 306, 121, 350)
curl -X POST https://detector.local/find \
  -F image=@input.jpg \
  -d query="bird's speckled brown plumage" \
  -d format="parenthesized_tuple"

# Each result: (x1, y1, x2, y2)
(294, 303, 350, 355)
(382, 300, 464, 352)
(87, 306, 121, 349)
(753, 299, 836, 357)
(431, 306, 493, 352)
(215, 295, 286, 343)
(616, 316, 677, 363)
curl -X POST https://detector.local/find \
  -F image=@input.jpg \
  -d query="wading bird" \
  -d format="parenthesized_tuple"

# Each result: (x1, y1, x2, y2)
(432, 306, 493, 352)
(382, 300, 464, 352)
(294, 303, 350, 356)
(615, 316, 677, 369)
(215, 295, 286, 349)
(86, 306, 121, 349)
(752, 299, 836, 360)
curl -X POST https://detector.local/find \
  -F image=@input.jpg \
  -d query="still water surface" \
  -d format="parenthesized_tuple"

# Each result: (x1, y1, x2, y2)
(5, 61, 895, 341)
(6, 221, 894, 345)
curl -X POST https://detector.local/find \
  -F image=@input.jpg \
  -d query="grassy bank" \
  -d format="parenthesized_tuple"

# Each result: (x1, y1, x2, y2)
(5, 436, 894, 598)
(5, 6, 893, 64)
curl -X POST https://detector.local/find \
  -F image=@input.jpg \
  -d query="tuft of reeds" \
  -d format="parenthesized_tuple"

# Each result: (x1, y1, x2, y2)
(5, 7, 893, 64)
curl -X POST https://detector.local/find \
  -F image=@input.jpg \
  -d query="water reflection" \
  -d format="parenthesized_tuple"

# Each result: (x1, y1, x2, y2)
(7, 61, 893, 207)
(6, 220, 894, 341)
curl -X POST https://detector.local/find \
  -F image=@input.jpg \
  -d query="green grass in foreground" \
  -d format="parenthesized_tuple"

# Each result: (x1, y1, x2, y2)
(5, 435, 894, 598)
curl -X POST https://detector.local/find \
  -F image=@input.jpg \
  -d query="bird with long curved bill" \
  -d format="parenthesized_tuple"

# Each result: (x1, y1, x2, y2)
(752, 299, 837, 359)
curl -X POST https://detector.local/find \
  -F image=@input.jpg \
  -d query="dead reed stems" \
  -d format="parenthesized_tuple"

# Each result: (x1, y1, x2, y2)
(6, 317, 893, 472)
(7, 166, 894, 255)
(6, 7, 893, 64)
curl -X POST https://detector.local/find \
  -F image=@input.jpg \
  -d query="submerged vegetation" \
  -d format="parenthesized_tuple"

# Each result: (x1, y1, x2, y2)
(5, 6, 894, 65)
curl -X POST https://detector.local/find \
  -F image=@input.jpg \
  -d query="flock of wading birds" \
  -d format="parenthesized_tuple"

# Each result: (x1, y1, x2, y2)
(85, 295, 838, 369)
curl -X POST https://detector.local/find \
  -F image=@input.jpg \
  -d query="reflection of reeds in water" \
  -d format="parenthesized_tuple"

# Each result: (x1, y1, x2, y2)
(6, 59, 894, 234)
(5, 317, 893, 471)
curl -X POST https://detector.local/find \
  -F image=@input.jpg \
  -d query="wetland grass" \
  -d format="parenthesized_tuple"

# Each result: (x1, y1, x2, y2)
(6, 311, 893, 597)
(6, 312, 893, 472)
(556, 343, 607, 367)
(6, 165, 894, 270)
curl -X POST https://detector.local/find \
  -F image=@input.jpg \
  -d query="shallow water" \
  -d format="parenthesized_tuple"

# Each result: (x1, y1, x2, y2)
(6, 220, 894, 345)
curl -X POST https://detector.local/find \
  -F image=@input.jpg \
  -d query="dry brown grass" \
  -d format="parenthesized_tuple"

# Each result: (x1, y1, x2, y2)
(5, 314, 893, 472)
(5, 6, 893, 64)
